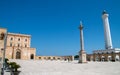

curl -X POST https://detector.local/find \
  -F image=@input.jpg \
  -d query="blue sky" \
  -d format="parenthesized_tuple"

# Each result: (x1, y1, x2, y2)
(0, 0, 120, 56)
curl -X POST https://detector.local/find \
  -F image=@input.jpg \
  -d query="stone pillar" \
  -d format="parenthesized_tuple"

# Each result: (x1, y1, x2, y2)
(93, 53, 96, 61)
(111, 52, 115, 62)
(78, 22, 87, 63)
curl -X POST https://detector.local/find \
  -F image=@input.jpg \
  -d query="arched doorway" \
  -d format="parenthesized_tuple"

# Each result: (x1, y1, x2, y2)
(39, 57, 41, 60)
(53, 57, 56, 60)
(90, 56, 93, 61)
(115, 55, 119, 61)
(30, 54, 34, 59)
(95, 56, 99, 61)
(108, 56, 112, 61)
(48, 57, 51, 60)
(16, 50, 21, 59)
(101, 56, 105, 62)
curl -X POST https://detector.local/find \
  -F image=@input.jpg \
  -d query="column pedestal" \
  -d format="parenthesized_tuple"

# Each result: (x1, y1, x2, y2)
(78, 50, 87, 63)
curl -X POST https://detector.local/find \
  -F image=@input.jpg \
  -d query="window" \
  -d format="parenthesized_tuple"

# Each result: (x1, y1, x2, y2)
(25, 44, 27, 47)
(44, 57, 46, 59)
(18, 44, 20, 47)
(25, 39, 27, 42)
(39, 57, 41, 59)
(10, 43, 12, 47)
(48, 57, 51, 60)
(18, 38, 20, 41)
(53, 57, 56, 60)
(0, 32, 4, 40)
(11, 37, 13, 41)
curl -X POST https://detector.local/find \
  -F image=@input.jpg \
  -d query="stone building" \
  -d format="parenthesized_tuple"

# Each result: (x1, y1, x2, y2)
(36, 56, 63, 60)
(87, 51, 120, 62)
(36, 55, 74, 61)
(0, 28, 36, 60)
(61, 55, 74, 61)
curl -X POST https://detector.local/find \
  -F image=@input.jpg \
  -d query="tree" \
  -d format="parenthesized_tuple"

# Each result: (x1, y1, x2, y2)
(14, 64, 21, 72)
(9, 62, 21, 72)
(74, 55, 79, 59)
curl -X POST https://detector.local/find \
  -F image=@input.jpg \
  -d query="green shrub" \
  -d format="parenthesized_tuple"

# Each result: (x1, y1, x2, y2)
(14, 64, 21, 72)
(8, 62, 21, 72)
(5, 58, 9, 63)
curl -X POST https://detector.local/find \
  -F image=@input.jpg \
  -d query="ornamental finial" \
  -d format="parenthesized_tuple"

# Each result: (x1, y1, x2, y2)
(102, 10, 107, 15)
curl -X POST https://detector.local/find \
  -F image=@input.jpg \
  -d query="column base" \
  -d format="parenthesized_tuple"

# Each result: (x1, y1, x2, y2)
(78, 50, 87, 64)
(78, 61, 88, 63)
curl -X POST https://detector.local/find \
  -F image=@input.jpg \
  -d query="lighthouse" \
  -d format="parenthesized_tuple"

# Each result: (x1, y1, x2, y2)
(92, 10, 120, 62)
(102, 10, 113, 49)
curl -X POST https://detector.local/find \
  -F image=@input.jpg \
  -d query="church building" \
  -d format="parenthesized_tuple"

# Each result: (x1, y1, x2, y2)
(0, 28, 36, 60)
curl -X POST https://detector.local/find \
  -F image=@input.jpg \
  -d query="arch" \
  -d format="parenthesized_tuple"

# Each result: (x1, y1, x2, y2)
(10, 37, 13, 40)
(44, 57, 46, 60)
(16, 50, 21, 59)
(39, 57, 41, 60)
(0, 32, 5, 40)
(101, 56, 105, 61)
(90, 56, 93, 61)
(48, 57, 51, 60)
(30, 54, 34, 59)
(106, 52, 109, 54)
(111, 52, 114, 54)
(115, 55, 119, 61)
(25, 39, 27, 42)
(108, 56, 112, 61)
(18, 38, 20, 41)
(57, 58, 60, 60)
(53, 57, 56, 60)
(95, 56, 99, 61)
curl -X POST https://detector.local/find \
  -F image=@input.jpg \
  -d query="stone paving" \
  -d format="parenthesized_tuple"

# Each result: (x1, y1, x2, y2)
(8, 60, 120, 75)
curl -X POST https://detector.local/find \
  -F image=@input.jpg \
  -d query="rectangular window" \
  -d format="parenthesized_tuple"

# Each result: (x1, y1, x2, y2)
(25, 39, 27, 42)
(10, 37, 13, 41)
(10, 43, 12, 47)
(18, 43, 20, 47)
(18, 38, 20, 41)
(25, 44, 27, 47)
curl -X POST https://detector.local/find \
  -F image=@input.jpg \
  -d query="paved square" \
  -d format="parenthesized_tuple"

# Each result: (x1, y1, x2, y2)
(9, 60, 120, 75)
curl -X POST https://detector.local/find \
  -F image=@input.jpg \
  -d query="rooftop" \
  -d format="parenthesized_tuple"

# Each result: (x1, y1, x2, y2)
(8, 32, 31, 37)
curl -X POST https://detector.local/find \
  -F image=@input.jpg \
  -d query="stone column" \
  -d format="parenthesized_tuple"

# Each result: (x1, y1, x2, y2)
(78, 21, 87, 63)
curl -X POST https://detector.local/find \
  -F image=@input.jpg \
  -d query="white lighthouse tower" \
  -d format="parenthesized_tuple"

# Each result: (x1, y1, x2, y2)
(93, 10, 120, 62)
(102, 10, 113, 49)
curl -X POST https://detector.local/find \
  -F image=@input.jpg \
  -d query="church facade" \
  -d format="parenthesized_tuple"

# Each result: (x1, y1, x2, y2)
(0, 28, 74, 61)
(0, 28, 36, 60)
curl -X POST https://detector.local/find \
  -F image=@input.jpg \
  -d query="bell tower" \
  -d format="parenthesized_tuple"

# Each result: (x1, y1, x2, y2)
(0, 28, 7, 56)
